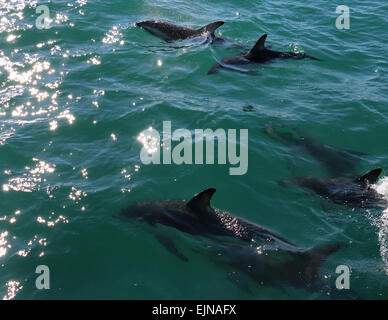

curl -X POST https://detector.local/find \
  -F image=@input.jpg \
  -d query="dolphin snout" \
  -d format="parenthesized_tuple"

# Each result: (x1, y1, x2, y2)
(278, 179, 294, 188)
(136, 20, 153, 28)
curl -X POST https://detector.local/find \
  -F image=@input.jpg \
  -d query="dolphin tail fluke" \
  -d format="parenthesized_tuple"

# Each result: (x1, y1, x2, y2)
(227, 272, 254, 296)
(302, 243, 343, 285)
(199, 21, 224, 36)
(304, 54, 321, 61)
(264, 123, 301, 144)
(207, 63, 222, 75)
(155, 234, 189, 262)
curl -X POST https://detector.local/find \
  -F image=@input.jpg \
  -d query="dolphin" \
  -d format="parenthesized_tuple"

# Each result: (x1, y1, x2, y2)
(120, 188, 294, 244)
(119, 188, 343, 290)
(208, 34, 320, 75)
(281, 168, 387, 209)
(206, 241, 346, 296)
(136, 20, 224, 42)
(264, 124, 366, 177)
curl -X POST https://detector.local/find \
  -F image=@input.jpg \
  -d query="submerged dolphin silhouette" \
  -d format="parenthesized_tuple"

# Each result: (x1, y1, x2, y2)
(281, 168, 387, 208)
(136, 20, 224, 42)
(207, 241, 344, 295)
(208, 34, 320, 75)
(119, 188, 342, 289)
(264, 124, 366, 177)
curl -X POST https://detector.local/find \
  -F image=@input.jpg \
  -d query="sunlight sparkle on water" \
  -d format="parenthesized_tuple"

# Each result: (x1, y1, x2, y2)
(49, 120, 58, 131)
(0, 231, 9, 258)
(2, 159, 55, 192)
(3, 281, 23, 300)
(102, 25, 123, 44)
(137, 127, 160, 155)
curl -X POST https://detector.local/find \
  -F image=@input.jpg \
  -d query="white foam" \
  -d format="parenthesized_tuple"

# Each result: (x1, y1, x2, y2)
(371, 176, 388, 275)
(378, 209, 388, 275)
(372, 176, 388, 201)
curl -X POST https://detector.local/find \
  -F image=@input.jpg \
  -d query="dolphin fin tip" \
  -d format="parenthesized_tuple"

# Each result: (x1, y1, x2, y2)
(357, 168, 383, 185)
(249, 34, 268, 56)
(187, 188, 216, 211)
(201, 21, 224, 34)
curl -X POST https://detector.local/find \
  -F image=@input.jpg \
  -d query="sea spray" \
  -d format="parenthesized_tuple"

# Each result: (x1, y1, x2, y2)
(371, 176, 388, 275)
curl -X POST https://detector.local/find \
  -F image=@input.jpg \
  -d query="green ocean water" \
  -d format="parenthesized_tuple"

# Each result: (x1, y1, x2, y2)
(0, 0, 387, 299)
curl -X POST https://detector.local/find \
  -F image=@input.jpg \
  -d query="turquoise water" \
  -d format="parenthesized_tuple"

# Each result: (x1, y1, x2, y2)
(0, 0, 387, 299)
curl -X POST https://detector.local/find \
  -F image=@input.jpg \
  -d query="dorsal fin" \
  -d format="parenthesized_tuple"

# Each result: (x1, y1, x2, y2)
(199, 21, 224, 36)
(355, 168, 382, 185)
(186, 188, 216, 212)
(249, 34, 267, 55)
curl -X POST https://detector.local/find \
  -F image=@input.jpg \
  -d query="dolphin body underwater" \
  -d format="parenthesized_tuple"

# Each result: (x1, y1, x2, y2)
(263, 124, 366, 177)
(208, 34, 320, 75)
(281, 168, 387, 209)
(119, 188, 343, 291)
(136, 20, 225, 42)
